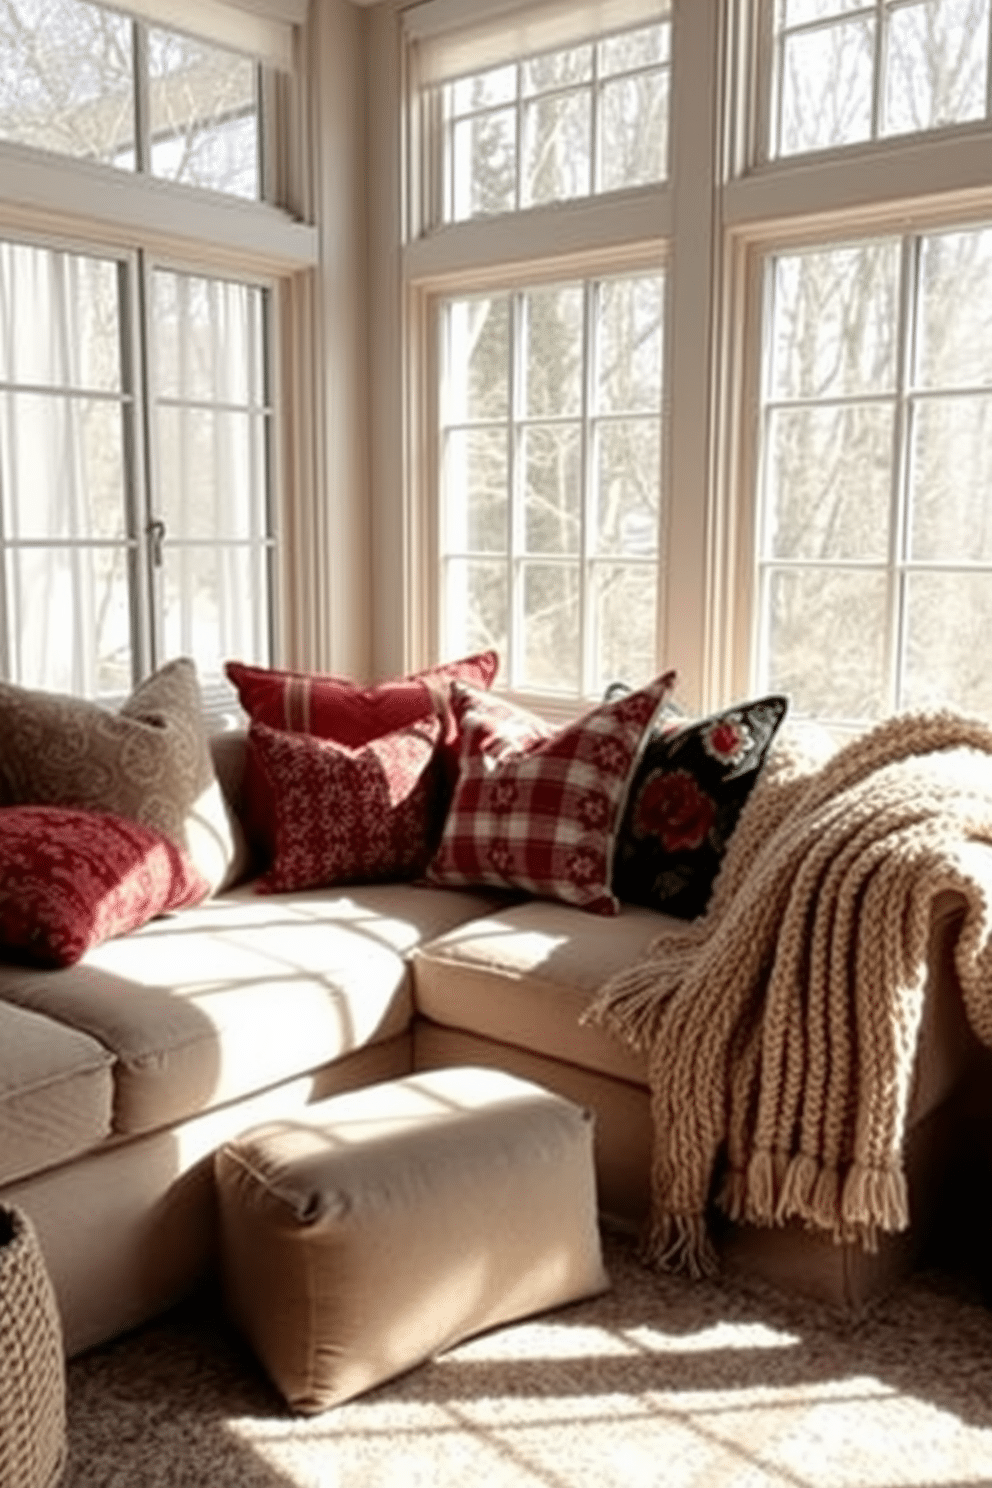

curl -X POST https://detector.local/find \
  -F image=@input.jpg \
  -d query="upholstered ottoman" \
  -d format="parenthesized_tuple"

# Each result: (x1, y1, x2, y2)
(215, 1066, 609, 1414)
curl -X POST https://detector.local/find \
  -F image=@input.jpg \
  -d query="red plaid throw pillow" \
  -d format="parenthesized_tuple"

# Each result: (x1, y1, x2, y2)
(426, 670, 677, 914)
(249, 715, 444, 893)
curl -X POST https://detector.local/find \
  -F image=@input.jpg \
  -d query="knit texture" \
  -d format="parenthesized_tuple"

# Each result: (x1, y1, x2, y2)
(585, 712, 992, 1278)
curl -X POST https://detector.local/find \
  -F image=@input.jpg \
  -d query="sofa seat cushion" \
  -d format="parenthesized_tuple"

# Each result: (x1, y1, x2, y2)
(0, 882, 508, 1140)
(413, 899, 674, 1085)
(0, 1001, 114, 1185)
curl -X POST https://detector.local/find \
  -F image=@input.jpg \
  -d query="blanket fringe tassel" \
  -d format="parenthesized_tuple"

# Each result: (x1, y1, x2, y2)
(640, 1212, 719, 1281)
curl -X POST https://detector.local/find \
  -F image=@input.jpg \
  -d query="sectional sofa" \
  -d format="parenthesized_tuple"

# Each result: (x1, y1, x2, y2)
(0, 658, 988, 1359)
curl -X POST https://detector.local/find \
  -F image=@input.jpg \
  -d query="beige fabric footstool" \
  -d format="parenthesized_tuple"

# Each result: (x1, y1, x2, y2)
(215, 1066, 609, 1414)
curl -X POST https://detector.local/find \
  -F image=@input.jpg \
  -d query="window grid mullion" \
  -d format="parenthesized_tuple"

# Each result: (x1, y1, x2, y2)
(871, 0, 886, 141)
(890, 232, 920, 712)
(514, 64, 524, 214)
(508, 290, 524, 689)
(580, 279, 596, 697)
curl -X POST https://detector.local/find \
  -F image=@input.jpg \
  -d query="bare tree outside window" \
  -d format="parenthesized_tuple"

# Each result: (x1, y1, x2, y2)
(440, 271, 664, 698)
(772, 0, 991, 157)
(757, 226, 992, 723)
(0, 0, 259, 198)
(444, 17, 671, 223)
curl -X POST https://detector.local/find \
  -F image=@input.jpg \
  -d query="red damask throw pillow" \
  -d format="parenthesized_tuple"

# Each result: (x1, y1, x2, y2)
(0, 806, 210, 968)
(226, 652, 499, 858)
(426, 670, 677, 914)
(248, 716, 445, 893)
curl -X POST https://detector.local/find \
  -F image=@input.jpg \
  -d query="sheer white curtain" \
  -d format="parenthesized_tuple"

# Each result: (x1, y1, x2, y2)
(0, 240, 131, 697)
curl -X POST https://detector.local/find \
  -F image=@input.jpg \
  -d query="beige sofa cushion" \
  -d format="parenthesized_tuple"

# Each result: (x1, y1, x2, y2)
(413, 898, 666, 1085)
(0, 882, 509, 1138)
(0, 1001, 113, 1185)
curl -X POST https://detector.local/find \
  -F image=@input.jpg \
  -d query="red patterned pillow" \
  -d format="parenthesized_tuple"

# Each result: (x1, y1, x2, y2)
(226, 652, 499, 857)
(249, 716, 444, 893)
(426, 670, 677, 914)
(0, 807, 210, 967)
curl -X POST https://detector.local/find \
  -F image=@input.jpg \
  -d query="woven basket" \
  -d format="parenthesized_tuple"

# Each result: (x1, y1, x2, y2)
(0, 1207, 66, 1488)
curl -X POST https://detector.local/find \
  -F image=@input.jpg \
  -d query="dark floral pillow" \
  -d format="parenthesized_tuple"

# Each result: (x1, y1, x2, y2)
(612, 695, 789, 919)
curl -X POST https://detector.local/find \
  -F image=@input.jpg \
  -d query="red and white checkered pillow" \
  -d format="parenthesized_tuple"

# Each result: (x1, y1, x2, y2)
(426, 670, 677, 914)
(249, 715, 444, 893)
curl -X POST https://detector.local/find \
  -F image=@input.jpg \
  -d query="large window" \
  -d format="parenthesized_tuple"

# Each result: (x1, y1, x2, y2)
(438, 271, 664, 696)
(391, 0, 992, 725)
(441, 17, 671, 221)
(408, 0, 670, 706)
(754, 227, 992, 723)
(765, 0, 992, 158)
(0, 0, 304, 699)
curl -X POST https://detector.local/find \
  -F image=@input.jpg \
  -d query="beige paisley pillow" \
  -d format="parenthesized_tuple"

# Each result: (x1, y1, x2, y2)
(0, 658, 247, 894)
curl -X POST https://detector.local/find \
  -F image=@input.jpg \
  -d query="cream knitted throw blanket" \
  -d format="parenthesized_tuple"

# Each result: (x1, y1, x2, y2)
(585, 711, 992, 1279)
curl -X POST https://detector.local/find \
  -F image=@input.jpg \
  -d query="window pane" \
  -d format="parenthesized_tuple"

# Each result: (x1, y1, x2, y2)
(3, 544, 131, 695)
(762, 568, 888, 720)
(443, 429, 508, 552)
(0, 0, 134, 167)
(445, 557, 507, 659)
(522, 46, 592, 94)
(524, 285, 583, 417)
(444, 297, 509, 422)
(596, 419, 660, 556)
(451, 65, 516, 112)
(156, 408, 267, 541)
(592, 562, 656, 692)
(162, 544, 268, 677)
(523, 425, 581, 554)
(151, 269, 270, 679)
(1, 393, 126, 541)
(0, 243, 120, 391)
(596, 275, 664, 414)
(148, 29, 259, 200)
(599, 20, 670, 75)
(0, 238, 131, 693)
(452, 108, 517, 220)
(903, 571, 992, 713)
(884, 0, 989, 137)
(783, 0, 870, 21)
(770, 244, 899, 400)
(522, 91, 591, 205)
(521, 562, 580, 691)
(764, 404, 893, 561)
(909, 395, 992, 561)
(600, 70, 669, 191)
(152, 273, 265, 407)
(779, 18, 875, 155)
(916, 228, 992, 388)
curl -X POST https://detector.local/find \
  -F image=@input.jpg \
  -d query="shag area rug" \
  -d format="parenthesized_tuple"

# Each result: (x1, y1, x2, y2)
(64, 1229, 992, 1488)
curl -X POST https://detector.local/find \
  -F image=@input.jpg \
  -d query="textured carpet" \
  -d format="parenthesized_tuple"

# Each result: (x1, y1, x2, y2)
(63, 1230, 992, 1488)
